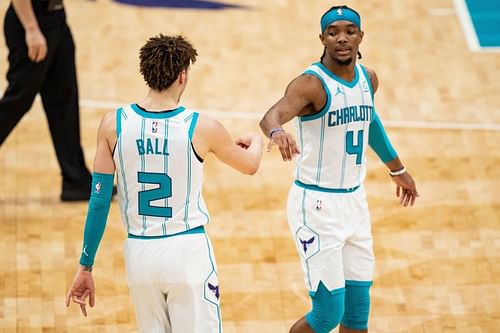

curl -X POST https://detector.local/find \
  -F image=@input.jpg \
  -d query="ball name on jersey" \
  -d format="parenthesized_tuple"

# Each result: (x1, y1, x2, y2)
(135, 138, 169, 156)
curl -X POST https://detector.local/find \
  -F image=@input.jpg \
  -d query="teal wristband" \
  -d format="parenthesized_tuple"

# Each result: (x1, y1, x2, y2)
(79, 172, 114, 266)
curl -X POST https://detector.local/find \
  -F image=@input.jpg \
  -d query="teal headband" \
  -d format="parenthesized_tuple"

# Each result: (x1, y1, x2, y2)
(321, 7, 361, 32)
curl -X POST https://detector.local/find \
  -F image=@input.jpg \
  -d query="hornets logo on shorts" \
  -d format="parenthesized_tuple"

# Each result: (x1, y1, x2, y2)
(295, 226, 319, 259)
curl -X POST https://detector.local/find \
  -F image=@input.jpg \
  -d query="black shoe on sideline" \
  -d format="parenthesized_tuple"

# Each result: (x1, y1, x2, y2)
(61, 181, 117, 202)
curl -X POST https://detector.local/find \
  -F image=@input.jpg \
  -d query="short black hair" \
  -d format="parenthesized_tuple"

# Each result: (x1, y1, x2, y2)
(139, 34, 198, 91)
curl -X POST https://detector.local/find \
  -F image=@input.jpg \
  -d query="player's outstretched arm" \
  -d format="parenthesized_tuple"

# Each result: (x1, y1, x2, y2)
(259, 75, 323, 161)
(66, 111, 117, 316)
(193, 114, 263, 174)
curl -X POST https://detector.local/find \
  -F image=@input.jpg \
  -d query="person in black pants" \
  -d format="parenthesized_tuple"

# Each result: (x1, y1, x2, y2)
(1, 0, 92, 201)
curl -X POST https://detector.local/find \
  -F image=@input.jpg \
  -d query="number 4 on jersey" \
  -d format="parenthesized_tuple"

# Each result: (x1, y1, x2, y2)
(346, 129, 364, 165)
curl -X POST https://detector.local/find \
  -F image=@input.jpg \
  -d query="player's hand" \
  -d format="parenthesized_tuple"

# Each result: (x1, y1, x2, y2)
(25, 27, 47, 62)
(236, 133, 262, 149)
(267, 130, 300, 161)
(390, 172, 419, 207)
(66, 268, 95, 317)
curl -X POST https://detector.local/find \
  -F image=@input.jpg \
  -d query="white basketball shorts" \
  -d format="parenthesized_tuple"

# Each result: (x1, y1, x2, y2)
(124, 230, 222, 333)
(287, 183, 374, 293)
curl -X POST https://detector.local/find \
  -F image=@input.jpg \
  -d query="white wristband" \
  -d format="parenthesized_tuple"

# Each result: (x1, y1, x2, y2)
(389, 166, 406, 177)
(269, 127, 285, 138)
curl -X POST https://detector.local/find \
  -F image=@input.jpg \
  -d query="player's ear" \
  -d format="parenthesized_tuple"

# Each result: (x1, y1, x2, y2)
(319, 33, 326, 46)
(179, 69, 188, 84)
(359, 30, 364, 43)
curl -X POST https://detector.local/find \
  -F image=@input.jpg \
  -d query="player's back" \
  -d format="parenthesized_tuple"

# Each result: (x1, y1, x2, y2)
(113, 103, 209, 237)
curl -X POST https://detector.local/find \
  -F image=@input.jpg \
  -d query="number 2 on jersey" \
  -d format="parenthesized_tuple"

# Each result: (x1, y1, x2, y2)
(346, 129, 364, 165)
(137, 172, 173, 218)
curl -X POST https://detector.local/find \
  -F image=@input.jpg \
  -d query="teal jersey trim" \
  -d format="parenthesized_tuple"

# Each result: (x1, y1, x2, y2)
(368, 111, 398, 163)
(131, 103, 186, 119)
(300, 189, 313, 290)
(300, 70, 332, 121)
(188, 112, 199, 140)
(315, 62, 359, 88)
(202, 234, 223, 333)
(140, 117, 147, 235)
(339, 85, 349, 187)
(197, 190, 210, 224)
(128, 225, 205, 239)
(295, 180, 359, 193)
(118, 126, 130, 231)
(315, 116, 326, 184)
(163, 119, 170, 235)
(296, 119, 304, 179)
(79, 172, 115, 266)
(345, 280, 373, 287)
(116, 107, 123, 137)
(184, 131, 192, 230)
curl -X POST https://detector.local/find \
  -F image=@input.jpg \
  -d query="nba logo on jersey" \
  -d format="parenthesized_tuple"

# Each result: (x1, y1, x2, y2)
(151, 121, 158, 133)
(316, 199, 322, 210)
(94, 181, 101, 194)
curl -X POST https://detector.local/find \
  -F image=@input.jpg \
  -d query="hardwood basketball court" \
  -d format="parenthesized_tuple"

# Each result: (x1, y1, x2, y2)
(0, 0, 498, 332)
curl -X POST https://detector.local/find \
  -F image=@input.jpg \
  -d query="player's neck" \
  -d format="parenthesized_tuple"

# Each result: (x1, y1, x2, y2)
(140, 88, 182, 111)
(322, 58, 356, 82)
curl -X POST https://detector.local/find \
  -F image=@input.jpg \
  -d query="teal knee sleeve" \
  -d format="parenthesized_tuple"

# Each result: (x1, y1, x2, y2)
(305, 281, 345, 333)
(341, 281, 372, 330)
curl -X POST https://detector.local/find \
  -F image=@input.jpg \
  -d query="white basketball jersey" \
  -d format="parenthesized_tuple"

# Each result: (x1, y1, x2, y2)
(113, 103, 209, 237)
(295, 62, 374, 190)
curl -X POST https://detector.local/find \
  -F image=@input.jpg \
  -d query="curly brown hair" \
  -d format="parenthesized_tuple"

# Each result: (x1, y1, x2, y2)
(139, 34, 198, 91)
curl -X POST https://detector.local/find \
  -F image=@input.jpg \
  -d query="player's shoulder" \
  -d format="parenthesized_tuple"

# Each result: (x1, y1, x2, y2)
(101, 110, 117, 127)
(97, 110, 118, 140)
(360, 65, 377, 80)
(194, 113, 225, 134)
(286, 72, 324, 95)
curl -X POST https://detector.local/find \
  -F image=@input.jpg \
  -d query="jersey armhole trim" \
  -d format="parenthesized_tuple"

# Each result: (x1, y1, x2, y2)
(188, 112, 199, 140)
(188, 112, 204, 163)
(116, 107, 123, 138)
(113, 108, 123, 157)
(299, 70, 332, 122)
(359, 65, 374, 100)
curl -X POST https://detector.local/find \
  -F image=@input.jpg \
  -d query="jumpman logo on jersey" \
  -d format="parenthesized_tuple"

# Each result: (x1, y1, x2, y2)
(299, 237, 315, 253)
(362, 81, 370, 93)
(208, 283, 220, 300)
(335, 86, 344, 96)
(82, 244, 89, 257)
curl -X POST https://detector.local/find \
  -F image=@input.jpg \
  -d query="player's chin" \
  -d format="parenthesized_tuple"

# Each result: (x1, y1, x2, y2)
(333, 56, 354, 66)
